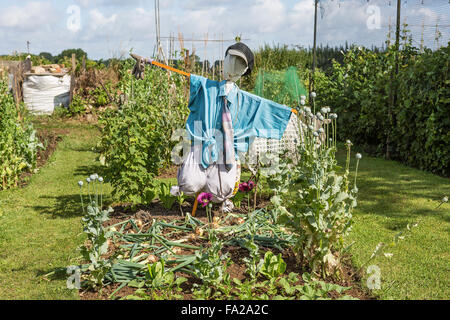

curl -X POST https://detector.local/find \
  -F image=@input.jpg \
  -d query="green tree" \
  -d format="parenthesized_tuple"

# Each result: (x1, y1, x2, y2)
(56, 48, 87, 62)
(38, 52, 54, 63)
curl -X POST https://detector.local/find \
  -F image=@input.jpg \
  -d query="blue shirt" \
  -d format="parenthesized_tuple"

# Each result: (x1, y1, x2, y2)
(186, 74, 292, 169)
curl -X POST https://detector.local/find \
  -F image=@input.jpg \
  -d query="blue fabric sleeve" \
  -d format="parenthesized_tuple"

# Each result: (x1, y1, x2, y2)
(233, 90, 292, 140)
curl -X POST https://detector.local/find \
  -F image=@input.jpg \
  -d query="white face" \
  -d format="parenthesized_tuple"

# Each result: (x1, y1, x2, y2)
(223, 54, 248, 82)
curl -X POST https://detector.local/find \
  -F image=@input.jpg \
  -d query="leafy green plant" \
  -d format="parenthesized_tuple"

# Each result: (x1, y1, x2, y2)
(265, 105, 359, 276)
(69, 94, 88, 115)
(228, 270, 354, 300)
(52, 106, 70, 118)
(316, 30, 449, 176)
(191, 231, 231, 299)
(91, 86, 109, 108)
(231, 191, 244, 208)
(296, 272, 354, 300)
(259, 251, 287, 280)
(97, 60, 188, 203)
(77, 175, 114, 288)
(0, 76, 42, 190)
(124, 260, 187, 300)
(159, 182, 177, 209)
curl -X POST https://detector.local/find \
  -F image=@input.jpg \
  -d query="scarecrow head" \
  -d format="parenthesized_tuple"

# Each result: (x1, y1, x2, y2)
(223, 42, 254, 82)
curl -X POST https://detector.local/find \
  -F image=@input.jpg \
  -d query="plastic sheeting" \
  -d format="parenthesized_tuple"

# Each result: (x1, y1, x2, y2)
(22, 74, 71, 115)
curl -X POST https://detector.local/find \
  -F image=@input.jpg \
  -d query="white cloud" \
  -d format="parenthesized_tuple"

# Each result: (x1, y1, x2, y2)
(89, 9, 117, 31)
(288, 0, 315, 36)
(128, 8, 154, 31)
(0, 1, 56, 29)
(169, 6, 227, 34)
(0, 0, 447, 60)
(75, 0, 143, 7)
(249, 0, 286, 33)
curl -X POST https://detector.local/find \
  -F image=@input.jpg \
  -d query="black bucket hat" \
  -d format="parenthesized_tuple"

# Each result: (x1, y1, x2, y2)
(225, 42, 254, 77)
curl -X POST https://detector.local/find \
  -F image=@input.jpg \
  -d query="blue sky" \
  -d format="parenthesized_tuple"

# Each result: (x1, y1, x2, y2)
(0, 0, 448, 61)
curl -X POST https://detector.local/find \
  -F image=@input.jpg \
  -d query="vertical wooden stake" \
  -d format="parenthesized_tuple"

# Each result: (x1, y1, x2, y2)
(69, 53, 76, 104)
(82, 55, 86, 71)
(192, 193, 199, 217)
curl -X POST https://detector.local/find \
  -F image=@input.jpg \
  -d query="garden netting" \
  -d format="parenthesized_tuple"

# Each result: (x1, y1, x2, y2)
(245, 67, 308, 173)
(253, 66, 307, 107)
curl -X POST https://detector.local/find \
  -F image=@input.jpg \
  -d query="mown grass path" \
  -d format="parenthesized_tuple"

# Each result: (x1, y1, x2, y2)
(338, 151, 450, 300)
(0, 120, 111, 299)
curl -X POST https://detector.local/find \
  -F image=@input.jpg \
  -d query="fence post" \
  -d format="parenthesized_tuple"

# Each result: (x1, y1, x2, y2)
(386, 0, 401, 160)
(310, 0, 318, 97)
(69, 53, 76, 104)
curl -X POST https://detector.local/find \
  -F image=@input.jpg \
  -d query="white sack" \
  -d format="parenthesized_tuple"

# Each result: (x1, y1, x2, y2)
(23, 74, 71, 115)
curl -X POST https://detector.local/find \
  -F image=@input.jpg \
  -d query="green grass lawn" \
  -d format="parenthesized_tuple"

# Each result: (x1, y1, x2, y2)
(337, 149, 450, 300)
(0, 119, 112, 299)
(0, 118, 448, 299)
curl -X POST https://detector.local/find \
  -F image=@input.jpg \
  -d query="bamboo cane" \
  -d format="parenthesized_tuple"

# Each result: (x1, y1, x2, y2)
(130, 53, 190, 78)
(191, 193, 199, 217)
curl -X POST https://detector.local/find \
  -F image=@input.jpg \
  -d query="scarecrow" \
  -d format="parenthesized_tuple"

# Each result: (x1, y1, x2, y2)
(131, 43, 297, 214)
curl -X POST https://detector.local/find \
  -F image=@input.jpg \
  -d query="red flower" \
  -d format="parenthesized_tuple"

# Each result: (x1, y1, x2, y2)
(197, 192, 213, 207)
(239, 180, 256, 193)
(239, 182, 249, 192)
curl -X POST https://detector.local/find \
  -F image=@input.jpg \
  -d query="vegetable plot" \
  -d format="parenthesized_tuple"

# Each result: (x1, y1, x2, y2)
(70, 173, 363, 300)
(73, 60, 371, 299)
(0, 76, 42, 190)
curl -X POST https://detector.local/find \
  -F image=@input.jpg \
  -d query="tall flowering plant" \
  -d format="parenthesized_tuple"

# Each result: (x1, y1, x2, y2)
(269, 99, 360, 277)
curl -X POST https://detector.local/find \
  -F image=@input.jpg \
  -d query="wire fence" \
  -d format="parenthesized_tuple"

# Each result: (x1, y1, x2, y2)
(316, 0, 449, 50)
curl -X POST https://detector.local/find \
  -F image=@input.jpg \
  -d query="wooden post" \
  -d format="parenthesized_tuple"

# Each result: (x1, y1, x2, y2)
(310, 0, 318, 96)
(253, 157, 259, 211)
(386, 0, 401, 160)
(69, 53, 76, 104)
(184, 49, 190, 72)
(12, 63, 23, 109)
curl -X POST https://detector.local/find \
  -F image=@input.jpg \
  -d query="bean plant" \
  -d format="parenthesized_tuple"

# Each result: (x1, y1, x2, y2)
(316, 29, 449, 176)
(0, 76, 42, 190)
(97, 59, 188, 203)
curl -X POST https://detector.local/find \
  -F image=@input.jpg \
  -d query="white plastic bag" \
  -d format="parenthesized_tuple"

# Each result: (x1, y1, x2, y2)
(176, 145, 241, 203)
